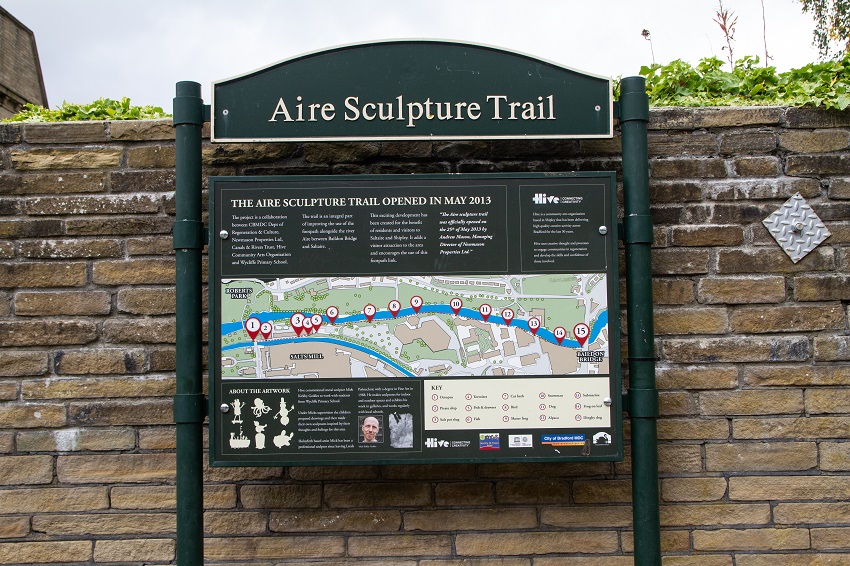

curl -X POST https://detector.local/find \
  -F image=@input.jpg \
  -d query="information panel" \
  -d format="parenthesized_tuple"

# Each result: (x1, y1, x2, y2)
(210, 173, 622, 465)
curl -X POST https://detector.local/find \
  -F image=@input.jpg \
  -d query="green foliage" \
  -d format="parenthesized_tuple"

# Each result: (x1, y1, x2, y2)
(634, 55, 850, 110)
(800, 0, 850, 59)
(4, 97, 169, 122)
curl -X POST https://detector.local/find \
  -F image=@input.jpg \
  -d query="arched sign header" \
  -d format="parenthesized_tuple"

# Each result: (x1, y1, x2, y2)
(212, 40, 613, 142)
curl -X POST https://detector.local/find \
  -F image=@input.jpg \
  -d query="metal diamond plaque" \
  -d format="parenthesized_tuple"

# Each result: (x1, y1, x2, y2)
(763, 193, 831, 263)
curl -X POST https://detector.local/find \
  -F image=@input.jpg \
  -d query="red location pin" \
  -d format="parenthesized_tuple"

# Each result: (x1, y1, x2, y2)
(259, 321, 273, 340)
(326, 306, 339, 325)
(553, 326, 567, 345)
(363, 304, 376, 322)
(245, 317, 261, 341)
(449, 297, 463, 315)
(302, 316, 314, 335)
(528, 316, 541, 335)
(573, 323, 590, 347)
(290, 313, 304, 336)
(501, 308, 514, 326)
(310, 314, 322, 333)
(410, 296, 423, 313)
(388, 300, 401, 318)
(479, 304, 492, 322)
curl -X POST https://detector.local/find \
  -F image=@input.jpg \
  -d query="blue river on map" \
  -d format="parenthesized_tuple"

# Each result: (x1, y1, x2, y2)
(221, 307, 608, 366)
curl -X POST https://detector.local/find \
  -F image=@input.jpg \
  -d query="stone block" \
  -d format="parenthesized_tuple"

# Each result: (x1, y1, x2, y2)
(662, 503, 770, 527)
(56, 453, 176, 483)
(0, 350, 49, 376)
(324, 482, 431, 508)
(0, 402, 66, 428)
(654, 307, 728, 335)
(706, 442, 818, 472)
(110, 169, 175, 192)
(697, 276, 785, 304)
(455, 531, 618, 556)
(669, 225, 743, 246)
(116, 288, 176, 315)
(24, 122, 107, 143)
(204, 536, 345, 560)
(661, 478, 728, 502)
(68, 399, 173, 426)
(495, 479, 570, 504)
(730, 475, 850, 500)
(239, 484, 322, 509)
(0, 486, 107, 513)
(270, 509, 401, 533)
(127, 145, 175, 168)
(18, 239, 121, 259)
(0, 541, 92, 564)
(0, 455, 54, 485)
(734, 416, 847, 439)
(93, 539, 175, 562)
(15, 291, 111, 316)
(693, 527, 809, 551)
(0, 320, 98, 347)
(795, 274, 850, 301)
(662, 336, 810, 363)
(11, 148, 122, 170)
(92, 258, 175, 285)
(730, 304, 846, 333)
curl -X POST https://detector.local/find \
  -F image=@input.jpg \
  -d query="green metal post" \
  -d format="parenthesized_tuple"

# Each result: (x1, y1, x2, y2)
(173, 81, 206, 566)
(619, 76, 661, 566)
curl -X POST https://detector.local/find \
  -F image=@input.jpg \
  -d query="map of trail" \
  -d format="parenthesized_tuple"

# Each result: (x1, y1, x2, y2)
(220, 274, 609, 380)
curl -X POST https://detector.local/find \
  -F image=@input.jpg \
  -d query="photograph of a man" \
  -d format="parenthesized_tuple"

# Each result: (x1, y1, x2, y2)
(360, 416, 381, 443)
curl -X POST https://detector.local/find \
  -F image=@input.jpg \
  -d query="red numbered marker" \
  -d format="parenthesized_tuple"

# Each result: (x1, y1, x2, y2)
(290, 313, 304, 336)
(574, 323, 590, 347)
(501, 308, 514, 326)
(410, 296, 423, 313)
(310, 314, 322, 333)
(553, 326, 567, 345)
(479, 304, 492, 322)
(326, 306, 339, 324)
(363, 304, 376, 322)
(259, 321, 273, 340)
(528, 316, 541, 335)
(302, 316, 313, 335)
(388, 300, 401, 318)
(449, 297, 463, 315)
(245, 317, 261, 341)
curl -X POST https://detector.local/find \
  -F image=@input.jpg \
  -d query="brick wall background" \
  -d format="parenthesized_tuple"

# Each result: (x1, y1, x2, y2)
(0, 107, 848, 565)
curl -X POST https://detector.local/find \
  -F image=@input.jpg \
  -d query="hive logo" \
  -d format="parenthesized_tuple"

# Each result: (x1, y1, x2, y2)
(425, 438, 449, 448)
(533, 193, 560, 205)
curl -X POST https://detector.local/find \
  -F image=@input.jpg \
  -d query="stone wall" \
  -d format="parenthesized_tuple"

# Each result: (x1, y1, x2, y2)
(0, 107, 849, 565)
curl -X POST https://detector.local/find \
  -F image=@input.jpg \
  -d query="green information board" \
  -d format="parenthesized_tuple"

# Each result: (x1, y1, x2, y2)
(212, 40, 612, 142)
(209, 173, 622, 466)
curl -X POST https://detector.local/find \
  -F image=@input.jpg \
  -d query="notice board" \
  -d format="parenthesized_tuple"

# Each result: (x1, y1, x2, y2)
(209, 173, 622, 465)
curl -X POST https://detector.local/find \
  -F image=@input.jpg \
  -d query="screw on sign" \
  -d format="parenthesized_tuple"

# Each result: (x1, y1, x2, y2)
(245, 317, 261, 340)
